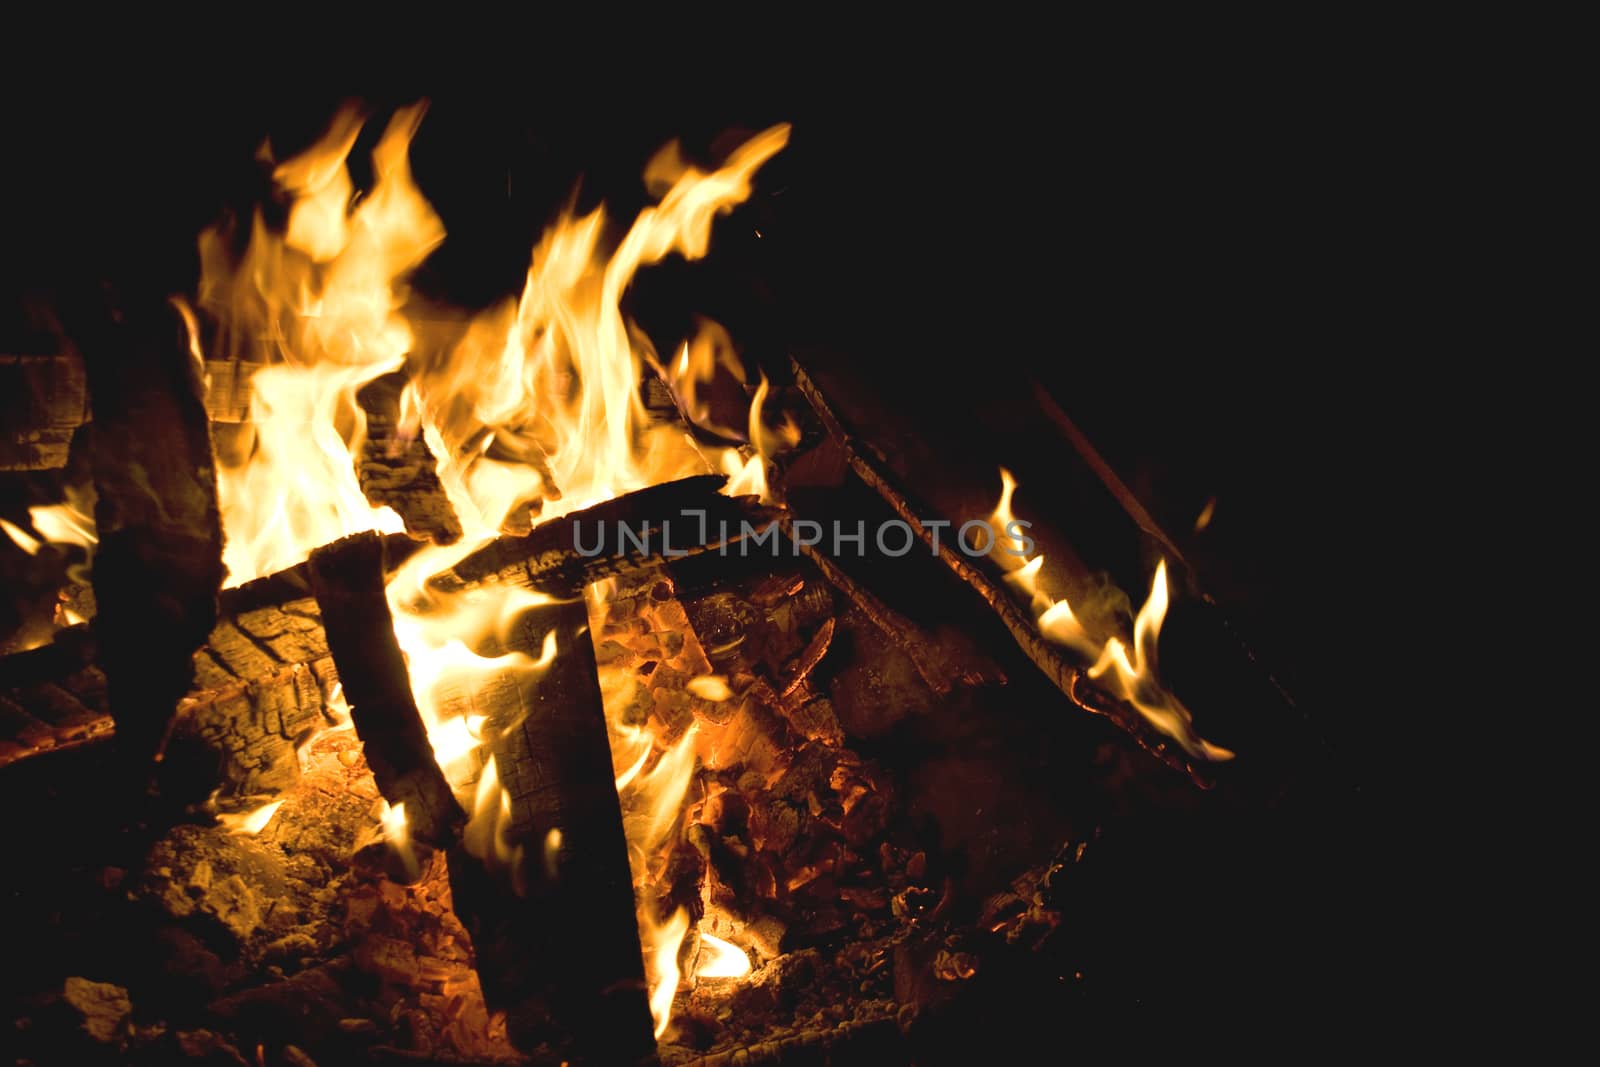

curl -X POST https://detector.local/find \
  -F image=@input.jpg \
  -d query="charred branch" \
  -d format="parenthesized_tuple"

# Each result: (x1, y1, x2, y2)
(430, 473, 778, 597)
(789, 358, 1209, 785)
(447, 597, 656, 1063)
(307, 532, 464, 848)
(355, 370, 462, 546)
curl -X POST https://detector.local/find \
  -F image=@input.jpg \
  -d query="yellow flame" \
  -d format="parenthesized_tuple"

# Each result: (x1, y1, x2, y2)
(695, 932, 752, 980)
(199, 105, 439, 586)
(188, 112, 790, 1041)
(989, 471, 1231, 761)
(0, 518, 40, 556)
(647, 907, 690, 1038)
(219, 799, 284, 835)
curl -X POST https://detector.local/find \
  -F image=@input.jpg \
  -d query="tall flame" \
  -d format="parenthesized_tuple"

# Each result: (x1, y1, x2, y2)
(184, 107, 791, 1043)
(990, 469, 1233, 761)
(198, 104, 440, 586)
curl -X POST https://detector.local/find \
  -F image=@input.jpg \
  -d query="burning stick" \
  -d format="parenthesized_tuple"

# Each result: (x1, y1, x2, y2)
(788, 358, 1212, 784)
(307, 531, 465, 848)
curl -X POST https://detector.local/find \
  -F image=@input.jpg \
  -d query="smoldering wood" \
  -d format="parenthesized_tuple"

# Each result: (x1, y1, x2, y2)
(76, 295, 225, 779)
(307, 531, 465, 848)
(789, 357, 1210, 785)
(446, 597, 657, 1064)
(355, 369, 463, 546)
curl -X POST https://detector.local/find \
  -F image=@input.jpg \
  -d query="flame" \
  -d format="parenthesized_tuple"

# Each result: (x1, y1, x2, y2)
(3, 493, 98, 560)
(694, 932, 752, 980)
(379, 798, 420, 879)
(198, 105, 439, 586)
(0, 518, 39, 556)
(647, 907, 690, 1038)
(219, 799, 283, 835)
(185, 108, 790, 1041)
(989, 470, 1232, 761)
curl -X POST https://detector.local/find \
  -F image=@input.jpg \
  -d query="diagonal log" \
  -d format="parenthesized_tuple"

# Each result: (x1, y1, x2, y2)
(307, 531, 465, 848)
(788, 357, 1210, 785)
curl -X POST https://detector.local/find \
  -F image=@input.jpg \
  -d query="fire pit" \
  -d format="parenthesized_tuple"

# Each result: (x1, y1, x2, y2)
(1, 92, 1355, 1066)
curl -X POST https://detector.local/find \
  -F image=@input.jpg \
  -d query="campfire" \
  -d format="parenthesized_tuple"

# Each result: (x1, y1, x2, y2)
(0, 99, 1322, 1065)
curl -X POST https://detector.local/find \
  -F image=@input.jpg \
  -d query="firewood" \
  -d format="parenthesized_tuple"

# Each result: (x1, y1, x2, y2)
(0, 480, 770, 779)
(355, 370, 462, 545)
(789, 357, 1210, 785)
(0, 353, 87, 470)
(0, 353, 270, 471)
(446, 595, 656, 1064)
(75, 295, 225, 780)
(307, 532, 465, 849)
(431, 473, 776, 596)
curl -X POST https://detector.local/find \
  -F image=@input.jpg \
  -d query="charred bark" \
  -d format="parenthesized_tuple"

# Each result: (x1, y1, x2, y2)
(447, 597, 657, 1064)
(431, 474, 776, 597)
(355, 370, 462, 546)
(75, 295, 225, 783)
(789, 357, 1210, 784)
(307, 532, 464, 848)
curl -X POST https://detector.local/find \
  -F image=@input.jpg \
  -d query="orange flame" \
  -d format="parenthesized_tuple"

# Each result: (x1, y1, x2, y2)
(990, 469, 1232, 761)
(186, 108, 789, 1042)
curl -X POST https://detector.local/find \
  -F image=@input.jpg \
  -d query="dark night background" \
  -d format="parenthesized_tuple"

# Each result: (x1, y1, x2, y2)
(2, 45, 1414, 1048)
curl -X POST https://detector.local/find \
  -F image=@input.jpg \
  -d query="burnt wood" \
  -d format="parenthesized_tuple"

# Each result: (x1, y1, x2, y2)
(76, 296, 225, 782)
(789, 357, 1211, 784)
(430, 473, 777, 596)
(307, 531, 464, 848)
(355, 369, 462, 545)
(447, 597, 657, 1064)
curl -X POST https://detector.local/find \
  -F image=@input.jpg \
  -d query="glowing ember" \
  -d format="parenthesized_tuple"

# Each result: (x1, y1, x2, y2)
(686, 674, 733, 702)
(989, 469, 1232, 761)
(694, 932, 752, 980)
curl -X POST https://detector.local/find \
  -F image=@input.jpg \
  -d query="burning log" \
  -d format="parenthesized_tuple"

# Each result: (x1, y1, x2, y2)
(788, 358, 1209, 784)
(307, 532, 464, 848)
(354, 370, 462, 546)
(76, 296, 225, 779)
(447, 596, 657, 1064)
(430, 473, 774, 597)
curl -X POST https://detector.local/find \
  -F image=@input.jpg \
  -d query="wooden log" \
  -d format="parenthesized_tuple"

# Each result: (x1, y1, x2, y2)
(430, 473, 778, 597)
(1, 354, 268, 471)
(355, 369, 462, 545)
(447, 596, 657, 1064)
(0, 353, 87, 470)
(307, 532, 464, 848)
(76, 295, 225, 780)
(788, 357, 1210, 785)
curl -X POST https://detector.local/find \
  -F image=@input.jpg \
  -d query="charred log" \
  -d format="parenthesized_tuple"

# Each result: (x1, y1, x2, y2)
(789, 358, 1209, 784)
(76, 295, 224, 781)
(447, 597, 656, 1064)
(355, 370, 462, 546)
(431, 473, 776, 597)
(307, 532, 464, 848)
